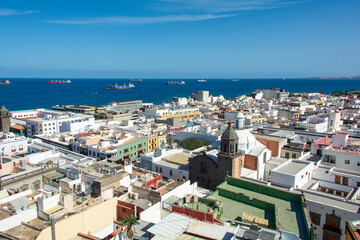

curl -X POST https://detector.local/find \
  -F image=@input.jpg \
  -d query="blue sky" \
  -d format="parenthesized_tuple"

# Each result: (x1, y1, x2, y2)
(0, 0, 359, 78)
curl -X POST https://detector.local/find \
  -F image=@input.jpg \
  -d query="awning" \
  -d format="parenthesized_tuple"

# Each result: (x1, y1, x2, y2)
(123, 153, 130, 157)
(138, 148, 144, 152)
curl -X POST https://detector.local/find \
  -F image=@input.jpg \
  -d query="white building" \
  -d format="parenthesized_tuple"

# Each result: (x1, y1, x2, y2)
(140, 148, 191, 180)
(192, 90, 210, 103)
(270, 159, 315, 189)
(26, 113, 95, 137)
(0, 132, 28, 155)
(144, 106, 200, 119)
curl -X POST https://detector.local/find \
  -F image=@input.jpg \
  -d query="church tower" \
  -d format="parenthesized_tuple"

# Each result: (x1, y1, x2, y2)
(217, 121, 242, 182)
(0, 106, 11, 133)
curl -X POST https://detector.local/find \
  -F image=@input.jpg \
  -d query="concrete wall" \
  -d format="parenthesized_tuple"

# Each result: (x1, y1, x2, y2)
(37, 194, 60, 212)
(323, 149, 360, 172)
(0, 207, 37, 231)
(36, 198, 117, 240)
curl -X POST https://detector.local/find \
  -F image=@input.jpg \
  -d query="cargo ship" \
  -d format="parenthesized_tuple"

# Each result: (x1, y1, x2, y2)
(164, 81, 185, 85)
(0, 80, 11, 85)
(197, 79, 207, 83)
(47, 80, 71, 84)
(106, 83, 135, 89)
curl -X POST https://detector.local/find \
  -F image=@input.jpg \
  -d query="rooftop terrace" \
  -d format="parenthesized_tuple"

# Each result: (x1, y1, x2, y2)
(210, 177, 312, 239)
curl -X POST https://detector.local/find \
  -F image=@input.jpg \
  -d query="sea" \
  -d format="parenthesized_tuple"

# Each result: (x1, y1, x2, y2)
(0, 78, 359, 111)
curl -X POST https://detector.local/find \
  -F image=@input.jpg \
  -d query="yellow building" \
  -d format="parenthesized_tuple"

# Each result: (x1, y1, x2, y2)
(147, 133, 167, 152)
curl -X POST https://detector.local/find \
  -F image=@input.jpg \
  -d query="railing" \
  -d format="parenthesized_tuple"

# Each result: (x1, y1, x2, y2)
(323, 224, 342, 234)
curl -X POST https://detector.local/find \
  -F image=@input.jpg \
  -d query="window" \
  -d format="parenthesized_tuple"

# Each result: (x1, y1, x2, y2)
(285, 152, 290, 158)
(159, 167, 162, 173)
(345, 160, 350, 164)
(169, 170, 173, 176)
(357, 182, 360, 187)
(263, 152, 267, 163)
(335, 175, 341, 184)
(156, 166, 158, 172)
(19, 144, 23, 151)
(343, 177, 349, 186)
(122, 207, 126, 213)
(124, 148, 129, 153)
(310, 212, 321, 225)
(11, 146, 16, 152)
(292, 153, 296, 158)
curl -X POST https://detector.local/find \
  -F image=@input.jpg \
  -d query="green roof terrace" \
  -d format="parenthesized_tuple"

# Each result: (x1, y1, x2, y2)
(210, 176, 314, 240)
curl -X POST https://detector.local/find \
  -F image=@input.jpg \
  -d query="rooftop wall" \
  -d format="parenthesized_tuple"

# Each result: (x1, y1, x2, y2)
(36, 197, 117, 240)
(224, 176, 313, 240)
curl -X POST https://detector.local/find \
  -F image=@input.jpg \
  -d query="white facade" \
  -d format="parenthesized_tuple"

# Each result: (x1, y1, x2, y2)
(144, 107, 199, 118)
(0, 133, 28, 155)
(322, 148, 360, 172)
(26, 113, 95, 137)
(270, 160, 314, 189)
(192, 90, 210, 103)
(140, 148, 189, 180)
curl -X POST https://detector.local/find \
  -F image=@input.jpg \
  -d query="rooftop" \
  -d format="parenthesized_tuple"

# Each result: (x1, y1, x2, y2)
(274, 161, 310, 175)
(210, 177, 310, 239)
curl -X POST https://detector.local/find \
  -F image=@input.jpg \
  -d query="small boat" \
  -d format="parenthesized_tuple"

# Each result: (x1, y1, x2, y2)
(164, 81, 185, 85)
(47, 80, 71, 84)
(230, 79, 239, 82)
(106, 83, 135, 89)
(0, 80, 11, 85)
(129, 78, 142, 82)
(197, 79, 207, 83)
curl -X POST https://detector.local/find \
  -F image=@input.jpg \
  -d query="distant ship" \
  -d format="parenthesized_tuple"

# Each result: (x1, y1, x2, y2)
(106, 83, 135, 89)
(0, 80, 11, 85)
(129, 78, 142, 82)
(230, 79, 239, 82)
(197, 79, 207, 83)
(47, 80, 71, 84)
(164, 81, 185, 85)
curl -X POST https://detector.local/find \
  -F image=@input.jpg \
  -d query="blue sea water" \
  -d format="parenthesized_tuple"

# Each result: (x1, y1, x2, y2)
(0, 78, 359, 111)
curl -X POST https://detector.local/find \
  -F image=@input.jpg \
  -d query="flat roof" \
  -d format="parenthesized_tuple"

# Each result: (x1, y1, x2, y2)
(274, 161, 309, 175)
(212, 180, 307, 238)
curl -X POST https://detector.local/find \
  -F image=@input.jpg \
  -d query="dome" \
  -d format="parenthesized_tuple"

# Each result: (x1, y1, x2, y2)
(235, 112, 245, 119)
(235, 129, 256, 151)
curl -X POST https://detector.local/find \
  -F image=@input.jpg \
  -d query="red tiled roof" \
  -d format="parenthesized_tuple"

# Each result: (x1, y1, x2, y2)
(10, 124, 25, 130)
(76, 133, 95, 137)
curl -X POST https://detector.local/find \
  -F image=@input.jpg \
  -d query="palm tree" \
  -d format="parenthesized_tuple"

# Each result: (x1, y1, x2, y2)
(121, 214, 139, 239)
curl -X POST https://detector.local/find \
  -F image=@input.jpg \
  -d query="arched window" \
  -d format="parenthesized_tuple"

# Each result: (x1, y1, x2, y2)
(230, 144, 234, 153)
(235, 143, 238, 152)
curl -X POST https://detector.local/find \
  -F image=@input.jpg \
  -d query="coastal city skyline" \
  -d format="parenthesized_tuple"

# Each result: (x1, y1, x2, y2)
(1, 1, 360, 240)
(1, 0, 360, 78)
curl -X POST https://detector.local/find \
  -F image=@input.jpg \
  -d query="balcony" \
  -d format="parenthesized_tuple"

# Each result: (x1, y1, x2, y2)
(323, 224, 341, 234)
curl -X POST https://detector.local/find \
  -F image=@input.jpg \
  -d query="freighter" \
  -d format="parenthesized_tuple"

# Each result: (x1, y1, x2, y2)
(106, 83, 135, 89)
(0, 80, 11, 85)
(47, 80, 71, 84)
(164, 81, 185, 85)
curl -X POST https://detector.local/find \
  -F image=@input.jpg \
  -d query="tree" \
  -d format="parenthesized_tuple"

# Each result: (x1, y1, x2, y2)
(166, 134, 174, 145)
(121, 214, 139, 239)
(180, 137, 210, 150)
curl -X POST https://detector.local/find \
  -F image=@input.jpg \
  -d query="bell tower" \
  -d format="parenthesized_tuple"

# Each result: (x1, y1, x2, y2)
(217, 121, 242, 183)
(0, 106, 11, 133)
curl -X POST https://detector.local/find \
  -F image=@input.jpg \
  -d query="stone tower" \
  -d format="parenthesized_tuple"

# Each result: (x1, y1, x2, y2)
(0, 106, 11, 133)
(217, 121, 242, 181)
